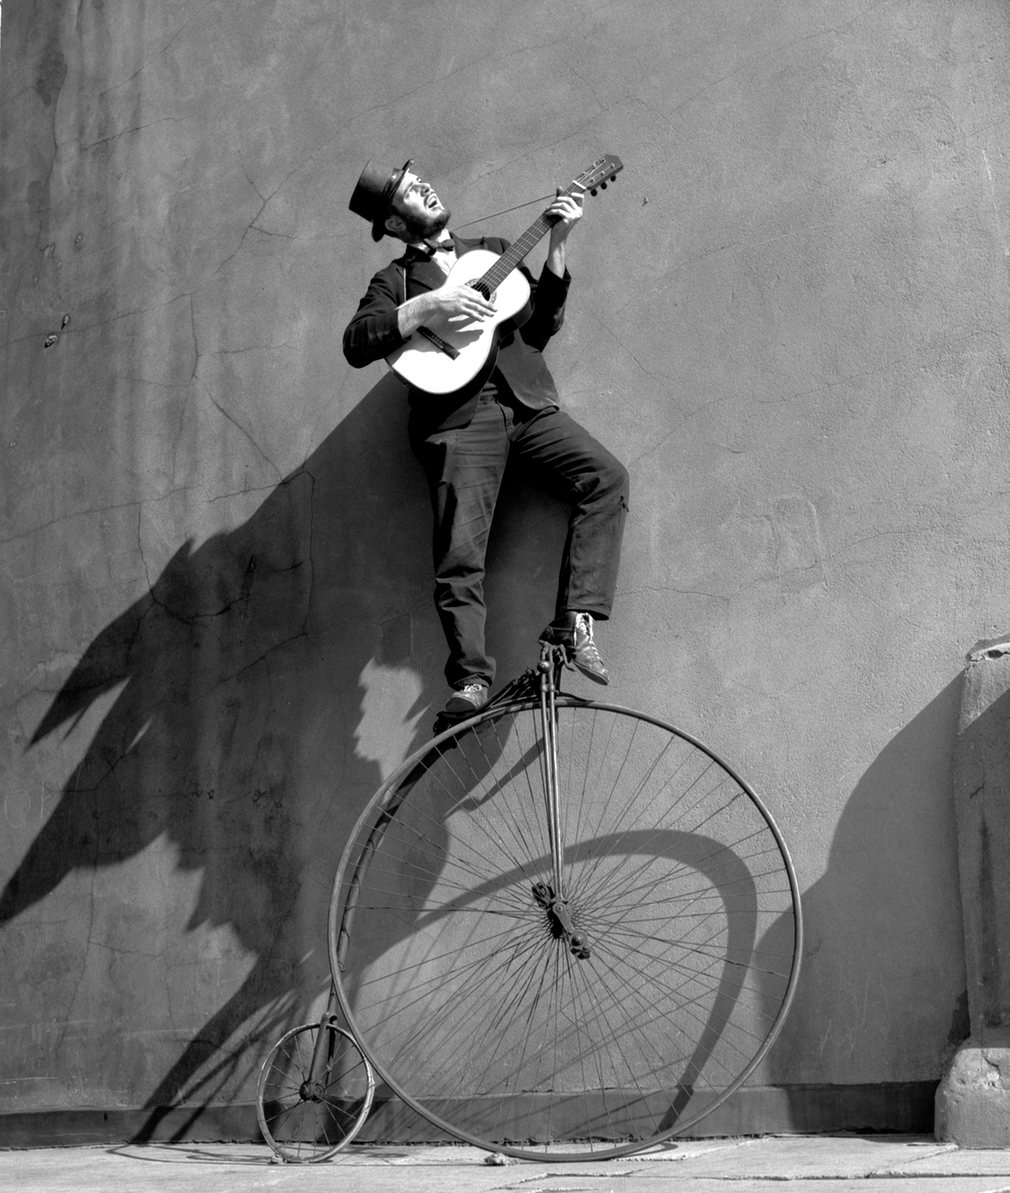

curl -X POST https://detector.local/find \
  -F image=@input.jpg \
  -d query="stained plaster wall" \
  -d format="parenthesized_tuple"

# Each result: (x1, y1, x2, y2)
(1, 0, 1008, 1135)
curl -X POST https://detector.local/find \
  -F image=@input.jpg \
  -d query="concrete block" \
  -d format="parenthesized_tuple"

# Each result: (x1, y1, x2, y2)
(936, 1028, 1010, 1147)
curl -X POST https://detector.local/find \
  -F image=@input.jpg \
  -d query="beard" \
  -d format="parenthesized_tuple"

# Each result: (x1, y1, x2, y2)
(396, 204, 451, 242)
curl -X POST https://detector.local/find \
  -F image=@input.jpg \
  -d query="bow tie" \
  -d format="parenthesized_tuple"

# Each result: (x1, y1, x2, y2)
(414, 239, 454, 258)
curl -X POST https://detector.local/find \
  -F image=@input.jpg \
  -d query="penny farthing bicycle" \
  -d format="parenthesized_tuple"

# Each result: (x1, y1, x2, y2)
(327, 642, 802, 1162)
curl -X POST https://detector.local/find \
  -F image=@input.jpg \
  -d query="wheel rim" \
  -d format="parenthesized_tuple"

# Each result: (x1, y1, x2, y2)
(256, 1021, 375, 1163)
(329, 699, 802, 1161)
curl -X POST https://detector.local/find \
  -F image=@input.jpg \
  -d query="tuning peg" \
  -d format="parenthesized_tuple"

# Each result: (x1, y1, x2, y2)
(590, 188, 598, 196)
(600, 181, 607, 189)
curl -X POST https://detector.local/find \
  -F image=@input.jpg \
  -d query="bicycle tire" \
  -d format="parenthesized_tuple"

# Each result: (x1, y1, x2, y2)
(256, 1019, 375, 1163)
(328, 696, 801, 1161)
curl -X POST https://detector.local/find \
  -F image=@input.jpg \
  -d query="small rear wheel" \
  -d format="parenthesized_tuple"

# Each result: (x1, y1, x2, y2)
(256, 1020, 375, 1163)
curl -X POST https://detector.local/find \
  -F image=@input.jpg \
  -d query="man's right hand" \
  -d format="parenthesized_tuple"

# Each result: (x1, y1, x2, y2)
(428, 282, 497, 322)
(397, 282, 496, 339)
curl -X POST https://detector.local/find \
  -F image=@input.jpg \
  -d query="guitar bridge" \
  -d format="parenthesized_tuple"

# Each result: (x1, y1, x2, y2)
(417, 327, 460, 360)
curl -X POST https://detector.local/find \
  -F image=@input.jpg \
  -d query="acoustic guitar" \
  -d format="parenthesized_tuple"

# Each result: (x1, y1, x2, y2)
(386, 153, 623, 395)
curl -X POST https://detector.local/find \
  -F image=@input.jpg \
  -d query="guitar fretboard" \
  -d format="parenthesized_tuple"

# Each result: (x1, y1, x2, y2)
(475, 181, 584, 292)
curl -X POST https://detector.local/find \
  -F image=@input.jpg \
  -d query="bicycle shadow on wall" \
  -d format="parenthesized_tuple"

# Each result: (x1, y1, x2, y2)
(0, 369, 565, 1143)
(760, 674, 965, 1131)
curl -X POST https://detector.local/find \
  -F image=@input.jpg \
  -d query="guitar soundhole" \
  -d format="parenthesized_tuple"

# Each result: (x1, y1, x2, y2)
(470, 280, 493, 301)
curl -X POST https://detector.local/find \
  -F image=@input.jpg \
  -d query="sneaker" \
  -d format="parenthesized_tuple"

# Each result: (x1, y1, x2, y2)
(540, 612, 609, 685)
(444, 680, 489, 717)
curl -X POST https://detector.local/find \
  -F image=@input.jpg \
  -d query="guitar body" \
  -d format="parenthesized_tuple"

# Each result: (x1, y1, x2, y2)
(387, 250, 532, 395)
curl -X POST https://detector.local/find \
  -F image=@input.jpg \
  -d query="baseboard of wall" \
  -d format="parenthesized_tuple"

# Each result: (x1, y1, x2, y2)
(0, 1082, 938, 1149)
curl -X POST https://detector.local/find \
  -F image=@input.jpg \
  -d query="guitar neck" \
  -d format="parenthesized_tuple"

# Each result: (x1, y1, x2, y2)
(477, 182, 581, 291)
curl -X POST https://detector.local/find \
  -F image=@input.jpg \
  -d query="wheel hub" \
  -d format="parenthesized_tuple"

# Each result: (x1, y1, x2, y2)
(531, 881, 591, 960)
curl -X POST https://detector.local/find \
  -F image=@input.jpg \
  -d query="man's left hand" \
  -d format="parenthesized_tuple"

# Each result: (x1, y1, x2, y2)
(547, 189, 584, 248)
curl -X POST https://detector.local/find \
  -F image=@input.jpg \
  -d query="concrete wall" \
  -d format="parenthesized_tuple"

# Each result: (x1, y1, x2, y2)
(2, 0, 1008, 1137)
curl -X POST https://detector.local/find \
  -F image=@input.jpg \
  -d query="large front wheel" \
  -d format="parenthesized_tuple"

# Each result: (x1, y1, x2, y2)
(328, 697, 801, 1161)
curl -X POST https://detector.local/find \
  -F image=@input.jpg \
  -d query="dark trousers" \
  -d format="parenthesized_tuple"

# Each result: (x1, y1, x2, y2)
(412, 394, 629, 688)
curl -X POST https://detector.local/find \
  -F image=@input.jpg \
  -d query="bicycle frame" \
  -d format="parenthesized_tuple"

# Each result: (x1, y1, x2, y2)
(539, 648, 564, 897)
(531, 644, 591, 960)
(305, 986, 343, 1091)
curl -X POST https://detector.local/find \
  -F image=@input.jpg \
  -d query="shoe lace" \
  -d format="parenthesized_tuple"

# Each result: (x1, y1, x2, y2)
(573, 613, 603, 660)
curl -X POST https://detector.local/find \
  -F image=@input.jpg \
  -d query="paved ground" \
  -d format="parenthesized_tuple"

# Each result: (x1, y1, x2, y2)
(6, 1135, 1010, 1192)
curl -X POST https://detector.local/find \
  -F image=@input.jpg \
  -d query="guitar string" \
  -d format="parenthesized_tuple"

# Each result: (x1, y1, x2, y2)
(451, 192, 558, 233)
(442, 157, 619, 233)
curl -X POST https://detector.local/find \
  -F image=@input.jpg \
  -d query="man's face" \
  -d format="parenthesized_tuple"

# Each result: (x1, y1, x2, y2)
(387, 169, 450, 241)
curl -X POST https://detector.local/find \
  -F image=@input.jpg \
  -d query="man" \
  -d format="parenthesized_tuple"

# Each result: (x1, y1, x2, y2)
(343, 158, 629, 717)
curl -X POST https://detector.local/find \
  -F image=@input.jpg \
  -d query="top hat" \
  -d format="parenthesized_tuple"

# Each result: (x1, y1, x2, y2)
(349, 158, 412, 241)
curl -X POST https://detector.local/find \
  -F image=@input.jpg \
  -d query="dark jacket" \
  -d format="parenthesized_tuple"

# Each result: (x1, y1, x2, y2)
(342, 234, 571, 436)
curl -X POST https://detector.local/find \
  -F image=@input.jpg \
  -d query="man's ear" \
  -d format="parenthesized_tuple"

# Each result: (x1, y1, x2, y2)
(385, 212, 407, 238)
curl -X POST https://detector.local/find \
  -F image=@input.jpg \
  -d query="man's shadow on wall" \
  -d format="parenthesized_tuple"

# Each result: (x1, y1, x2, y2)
(0, 372, 566, 1141)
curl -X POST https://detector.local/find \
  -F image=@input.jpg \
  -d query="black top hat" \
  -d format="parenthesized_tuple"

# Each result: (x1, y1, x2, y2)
(348, 159, 412, 241)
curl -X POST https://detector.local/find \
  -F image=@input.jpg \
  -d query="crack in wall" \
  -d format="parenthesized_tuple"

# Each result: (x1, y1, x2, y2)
(0, 489, 193, 549)
(95, 22, 193, 103)
(665, 0, 891, 121)
(62, 114, 190, 155)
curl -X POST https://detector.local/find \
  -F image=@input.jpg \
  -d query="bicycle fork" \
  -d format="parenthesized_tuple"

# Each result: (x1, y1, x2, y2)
(533, 644, 591, 962)
(304, 986, 342, 1100)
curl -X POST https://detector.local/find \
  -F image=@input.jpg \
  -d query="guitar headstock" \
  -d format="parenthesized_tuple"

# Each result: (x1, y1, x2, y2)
(572, 153, 624, 198)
